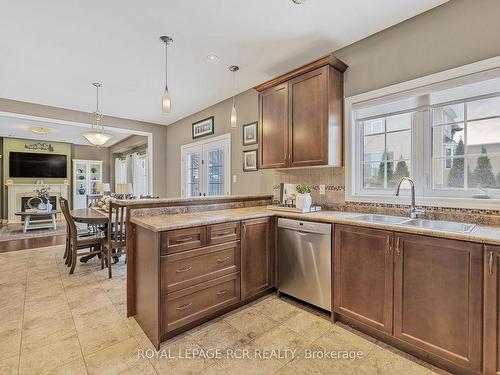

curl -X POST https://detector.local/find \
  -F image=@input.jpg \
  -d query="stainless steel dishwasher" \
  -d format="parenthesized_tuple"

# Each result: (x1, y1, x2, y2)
(278, 218, 332, 311)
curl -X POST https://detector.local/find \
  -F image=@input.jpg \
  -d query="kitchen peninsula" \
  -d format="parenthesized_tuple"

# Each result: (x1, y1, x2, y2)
(128, 195, 500, 375)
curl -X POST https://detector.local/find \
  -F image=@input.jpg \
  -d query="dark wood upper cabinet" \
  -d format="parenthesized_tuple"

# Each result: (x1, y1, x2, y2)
(485, 245, 500, 375)
(255, 53, 347, 169)
(393, 233, 483, 372)
(240, 217, 272, 300)
(334, 224, 394, 334)
(259, 84, 289, 168)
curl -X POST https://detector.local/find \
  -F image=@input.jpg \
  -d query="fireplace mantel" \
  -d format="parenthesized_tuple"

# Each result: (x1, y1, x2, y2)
(6, 183, 69, 223)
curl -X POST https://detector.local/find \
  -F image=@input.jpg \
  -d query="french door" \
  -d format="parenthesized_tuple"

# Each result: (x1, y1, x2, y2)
(181, 134, 231, 197)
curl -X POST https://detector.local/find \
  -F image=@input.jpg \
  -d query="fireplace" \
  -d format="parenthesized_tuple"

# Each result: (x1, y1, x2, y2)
(6, 183, 69, 223)
(20, 196, 58, 221)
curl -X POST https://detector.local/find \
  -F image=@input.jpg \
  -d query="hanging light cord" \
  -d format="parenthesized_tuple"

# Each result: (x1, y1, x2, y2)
(165, 42, 168, 89)
(232, 69, 235, 106)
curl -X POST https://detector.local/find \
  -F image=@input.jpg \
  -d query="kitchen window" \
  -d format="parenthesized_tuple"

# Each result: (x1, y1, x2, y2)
(346, 57, 500, 208)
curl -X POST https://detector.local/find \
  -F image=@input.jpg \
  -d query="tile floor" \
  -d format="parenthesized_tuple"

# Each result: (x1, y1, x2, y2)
(0, 245, 448, 375)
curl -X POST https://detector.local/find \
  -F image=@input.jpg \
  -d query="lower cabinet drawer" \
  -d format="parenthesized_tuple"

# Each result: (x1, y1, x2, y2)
(160, 226, 206, 255)
(207, 222, 240, 245)
(162, 273, 240, 334)
(161, 241, 240, 293)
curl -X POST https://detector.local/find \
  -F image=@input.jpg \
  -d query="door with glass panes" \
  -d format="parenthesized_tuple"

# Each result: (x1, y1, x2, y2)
(181, 135, 231, 197)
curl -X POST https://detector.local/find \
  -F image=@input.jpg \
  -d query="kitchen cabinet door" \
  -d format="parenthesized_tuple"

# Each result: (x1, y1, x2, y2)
(259, 83, 289, 169)
(485, 246, 500, 375)
(334, 225, 394, 334)
(288, 66, 329, 167)
(394, 233, 482, 372)
(241, 217, 272, 299)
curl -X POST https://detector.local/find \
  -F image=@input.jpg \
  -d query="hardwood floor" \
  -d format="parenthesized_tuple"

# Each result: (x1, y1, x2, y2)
(0, 234, 66, 253)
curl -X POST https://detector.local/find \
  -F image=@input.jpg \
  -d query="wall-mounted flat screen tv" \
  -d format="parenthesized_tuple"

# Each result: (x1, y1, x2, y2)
(9, 152, 67, 178)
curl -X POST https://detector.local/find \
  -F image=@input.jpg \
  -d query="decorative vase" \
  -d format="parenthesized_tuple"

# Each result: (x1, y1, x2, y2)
(37, 201, 47, 211)
(295, 193, 312, 210)
(46, 201, 53, 212)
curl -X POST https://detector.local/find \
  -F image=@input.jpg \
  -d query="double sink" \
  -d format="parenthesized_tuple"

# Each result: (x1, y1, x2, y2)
(350, 214, 476, 234)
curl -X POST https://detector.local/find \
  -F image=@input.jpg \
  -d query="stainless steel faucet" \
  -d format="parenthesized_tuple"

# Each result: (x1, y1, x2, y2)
(395, 177, 425, 219)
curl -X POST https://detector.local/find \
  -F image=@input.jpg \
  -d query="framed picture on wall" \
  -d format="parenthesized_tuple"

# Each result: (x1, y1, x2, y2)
(242, 121, 258, 146)
(192, 116, 214, 139)
(243, 149, 258, 172)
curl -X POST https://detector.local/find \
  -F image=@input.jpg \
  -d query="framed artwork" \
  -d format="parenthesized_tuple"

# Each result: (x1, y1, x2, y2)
(192, 116, 214, 139)
(242, 121, 258, 146)
(243, 149, 258, 172)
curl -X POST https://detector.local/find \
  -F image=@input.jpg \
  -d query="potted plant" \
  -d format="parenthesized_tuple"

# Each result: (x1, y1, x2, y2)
(295, 184, 313, 210)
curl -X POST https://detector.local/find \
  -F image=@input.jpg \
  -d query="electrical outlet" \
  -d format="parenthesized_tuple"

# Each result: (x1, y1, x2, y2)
(319, 184, 326, 195)
(233, 175, 237, 183)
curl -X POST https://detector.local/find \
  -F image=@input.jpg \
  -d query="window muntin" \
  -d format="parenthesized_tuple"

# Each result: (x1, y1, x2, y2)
(431, 96, 500, 192)
(361, 113, 412, 190)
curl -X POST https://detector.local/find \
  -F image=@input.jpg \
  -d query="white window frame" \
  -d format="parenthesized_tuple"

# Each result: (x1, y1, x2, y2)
(180, 133, 231, 197)
(345, 55, 500, 209)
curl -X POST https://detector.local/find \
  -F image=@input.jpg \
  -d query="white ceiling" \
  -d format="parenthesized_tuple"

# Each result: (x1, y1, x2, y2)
(0, 115, 134, 146)
(0, 0, 447, 126)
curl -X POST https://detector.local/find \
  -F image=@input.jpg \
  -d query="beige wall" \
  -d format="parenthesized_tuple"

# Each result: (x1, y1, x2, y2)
(165, 0, 500, 201)
(0, 98, 168, 197)
(165, 89, 274, 197)
(335, 0, 500, 97)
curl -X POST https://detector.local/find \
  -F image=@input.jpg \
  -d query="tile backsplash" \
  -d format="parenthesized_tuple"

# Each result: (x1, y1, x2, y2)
(272, 167, 500, 226)
(272, 167, 346, 206)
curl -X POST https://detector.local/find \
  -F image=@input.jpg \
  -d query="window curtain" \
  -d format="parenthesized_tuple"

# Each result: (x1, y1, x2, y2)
(131, 152, 148, 197)
(114, 157, 128, 191)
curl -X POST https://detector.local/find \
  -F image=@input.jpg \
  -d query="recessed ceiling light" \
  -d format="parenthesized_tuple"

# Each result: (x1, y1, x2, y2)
(292, 0, 306, 3)
(30, 126, 52, 135)
(207, 54, 219, 62)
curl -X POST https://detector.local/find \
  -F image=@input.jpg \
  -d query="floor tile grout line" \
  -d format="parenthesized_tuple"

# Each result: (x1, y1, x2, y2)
(56, 251, 91, 375)
(15, 256, 29, 375)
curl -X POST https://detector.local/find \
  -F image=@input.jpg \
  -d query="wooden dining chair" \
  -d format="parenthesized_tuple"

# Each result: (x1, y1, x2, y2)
(60, 197, 107, 274)
(102, 202, 127, 278)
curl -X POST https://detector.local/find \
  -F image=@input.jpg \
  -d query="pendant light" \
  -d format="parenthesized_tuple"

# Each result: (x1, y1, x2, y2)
(229, 65, 239, 128)
(160, 36, 173, 114)
(82, 82, 112, 146)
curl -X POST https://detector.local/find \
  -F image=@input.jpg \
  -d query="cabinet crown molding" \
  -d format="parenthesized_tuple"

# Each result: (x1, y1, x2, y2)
(254, 52, 348, 92)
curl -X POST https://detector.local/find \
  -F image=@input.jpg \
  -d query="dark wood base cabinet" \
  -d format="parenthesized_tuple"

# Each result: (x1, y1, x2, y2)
(394, 233, 483, 373)
(132, 218, 274, 349)
(334, 225, 484, 375)
(334, 225, 393, 334)
(485, 246, 500, 375)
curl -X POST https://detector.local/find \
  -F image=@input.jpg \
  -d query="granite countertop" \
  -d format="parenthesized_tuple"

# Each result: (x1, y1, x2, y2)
(115, 194, 273, 207)
(130, 206, 500, 246)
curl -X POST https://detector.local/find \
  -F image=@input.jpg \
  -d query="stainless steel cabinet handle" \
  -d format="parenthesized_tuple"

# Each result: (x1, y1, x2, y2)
(216, 256, 230, 263)
(216, 289, 229, 296)
(176, 236, 193, 243)
(176, 266, 192, 273)
(217, 230, 232, 236)
(490, 251, 494, 275)
(176, 303, 192, 310)
(395, 237, 401, 256)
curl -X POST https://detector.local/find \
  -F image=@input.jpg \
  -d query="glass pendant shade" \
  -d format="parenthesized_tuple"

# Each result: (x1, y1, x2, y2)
(82, 131, 112, 146)
(230, 105, 237, 128)
(162, 86, 171, 113)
